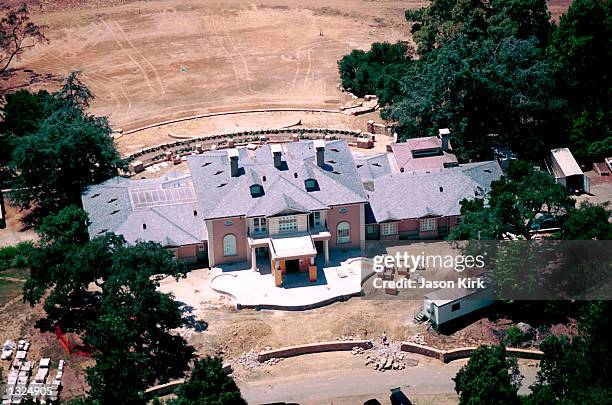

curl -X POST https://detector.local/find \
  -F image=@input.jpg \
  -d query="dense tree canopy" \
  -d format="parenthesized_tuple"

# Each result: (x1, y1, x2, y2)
(341, 0, 611, 163)
(449, 160, 573, 240)
(167, 357, 246, 405)
(528, 301, 612, 403)
(337, 42, 412, 105)
(24, 216, 194, 404)
(454, 344, 522, 404)
(548, 0, 611, 162)
(4, 73, 125, 224)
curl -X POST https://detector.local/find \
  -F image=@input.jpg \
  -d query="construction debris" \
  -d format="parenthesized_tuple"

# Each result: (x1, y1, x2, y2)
(233, 350, 262, 371)
(407, 333, 426, 345)
(355, 334, 418, 372)
(1, 339, 64, 404)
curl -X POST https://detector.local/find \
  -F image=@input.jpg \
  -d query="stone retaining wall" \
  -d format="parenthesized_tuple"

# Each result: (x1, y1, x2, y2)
(123, 108, 340, 135)
(257, 340, 373, 362)
(143, 378, 185, 399)
(400, 342, 543, 363)
(124, 128, 367, 168)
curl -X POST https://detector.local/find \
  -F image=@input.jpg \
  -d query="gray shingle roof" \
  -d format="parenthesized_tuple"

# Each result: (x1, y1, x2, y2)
(82, 173, 206, 246)
(187, 140, 367, 219)
(354, 153, 396, 180)
(366, 160, 502, 222)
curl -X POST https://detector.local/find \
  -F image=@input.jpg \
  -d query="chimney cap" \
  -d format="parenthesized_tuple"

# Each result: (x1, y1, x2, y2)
(227, 148, 239, 159)
(313, 139, 325, 150)
(438, 128, 450, 136)
(270, 144, 282, 154)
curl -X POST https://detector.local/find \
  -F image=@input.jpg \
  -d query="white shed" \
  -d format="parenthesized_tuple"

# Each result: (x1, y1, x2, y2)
(550, 148, 589, 193)
(424, 287, 494, 328)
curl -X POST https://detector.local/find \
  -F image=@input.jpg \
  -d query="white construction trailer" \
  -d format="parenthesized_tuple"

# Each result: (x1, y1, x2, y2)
(424, 287, 495, 329)
(550, 148, 590, 194)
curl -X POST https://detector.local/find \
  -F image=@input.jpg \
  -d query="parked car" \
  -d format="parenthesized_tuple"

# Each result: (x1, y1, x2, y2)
(530, 214, 560, 232)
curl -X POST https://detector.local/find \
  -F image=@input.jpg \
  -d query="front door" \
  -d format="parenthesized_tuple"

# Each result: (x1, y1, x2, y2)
(285, 259, 299, 273)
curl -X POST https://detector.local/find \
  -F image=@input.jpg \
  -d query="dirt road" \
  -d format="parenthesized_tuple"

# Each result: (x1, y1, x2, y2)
(239, 351, 539, 404)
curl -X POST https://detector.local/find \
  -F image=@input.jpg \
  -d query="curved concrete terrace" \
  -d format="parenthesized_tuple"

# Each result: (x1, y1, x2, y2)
(210, 251, 365, 310)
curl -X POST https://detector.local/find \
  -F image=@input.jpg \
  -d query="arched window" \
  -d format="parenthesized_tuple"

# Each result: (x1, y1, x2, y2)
(223, 234, 237, 256)
(337, 221, 350, 244)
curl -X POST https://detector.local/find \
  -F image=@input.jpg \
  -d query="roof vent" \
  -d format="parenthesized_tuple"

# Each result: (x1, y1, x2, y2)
(439, 186, 444, 192)
(214, 170, 223, 175)
(90, 193, 101, 199)
(217, 183, 227, 188)
(142, 223, 147, 230)
(294, 172, 298, 178)
(107, 198, 117, 203)
(193, 210, 198, 216)
(331, 148, 340, 152)
(372, 163, 381, 167)
(201, 162, 212, 167)
(110, 210, 120, 215)
(400, 168, 405, 173)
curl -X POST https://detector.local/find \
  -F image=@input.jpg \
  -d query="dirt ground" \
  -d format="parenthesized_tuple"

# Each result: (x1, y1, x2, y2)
(6, 0, 416, 131)
(116, 109, 384, 154)
(0, 197, 39, 248)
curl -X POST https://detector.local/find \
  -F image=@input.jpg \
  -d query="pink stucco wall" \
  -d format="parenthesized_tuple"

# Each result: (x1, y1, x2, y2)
(211, 217, 248, 265)
(327, 204, 362, 249)
(176, 245, 198, 263)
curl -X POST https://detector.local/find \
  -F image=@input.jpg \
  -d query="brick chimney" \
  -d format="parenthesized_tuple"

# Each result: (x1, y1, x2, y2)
(271, 144, 282, 169)
(314, 140, 325, 167)
(228, 148, 240, 177)
(439, 128, 451, 151)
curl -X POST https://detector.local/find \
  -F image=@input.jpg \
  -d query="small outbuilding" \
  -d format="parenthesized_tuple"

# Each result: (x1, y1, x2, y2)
(424, 286, 494, 329)
(549, 148, 589, 193)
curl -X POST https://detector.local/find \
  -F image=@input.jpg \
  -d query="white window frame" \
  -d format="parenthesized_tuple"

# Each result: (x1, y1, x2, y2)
(381, 222, 398, 236)
(420, 218, 437, 232)
(278, 215, 297, 233)
(337, 221, 351, 244)
(223, 234, 237, 256)
(253, 217, 267, 233)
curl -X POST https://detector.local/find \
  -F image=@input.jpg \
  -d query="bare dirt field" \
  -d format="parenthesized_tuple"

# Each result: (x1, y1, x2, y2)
(8, 0, 418, 131)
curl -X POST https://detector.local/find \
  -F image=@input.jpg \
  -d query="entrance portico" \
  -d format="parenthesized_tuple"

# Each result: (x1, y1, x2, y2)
(248, 230, 331, 287)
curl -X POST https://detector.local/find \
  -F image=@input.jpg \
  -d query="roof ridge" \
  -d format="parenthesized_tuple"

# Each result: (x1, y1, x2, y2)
(149, 206, 202, 242)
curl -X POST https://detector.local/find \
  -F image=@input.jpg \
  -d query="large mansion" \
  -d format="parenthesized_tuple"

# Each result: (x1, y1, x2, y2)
(82, 134, 502, 286)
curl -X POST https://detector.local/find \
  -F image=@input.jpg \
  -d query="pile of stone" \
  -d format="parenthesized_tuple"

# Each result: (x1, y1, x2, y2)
(335, 335, 360, 341)
(351, 346, 366, 355)
(262, 357, 283, 366)
(233, 351, 262, 371)
(355, 334, 415, 372)
(407, 334, 426, 345)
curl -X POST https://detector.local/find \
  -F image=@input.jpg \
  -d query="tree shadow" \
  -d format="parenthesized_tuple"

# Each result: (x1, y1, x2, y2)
(0, 68, 62, 95)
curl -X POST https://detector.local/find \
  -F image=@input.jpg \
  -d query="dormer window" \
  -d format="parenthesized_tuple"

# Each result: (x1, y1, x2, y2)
(250, 184, 264, 197)
(304, 178, 318, 192)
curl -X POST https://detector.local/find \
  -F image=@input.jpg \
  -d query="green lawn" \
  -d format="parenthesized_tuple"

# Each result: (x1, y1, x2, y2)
(0, 267, 29, 280)
(0, 278, 24, 307)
